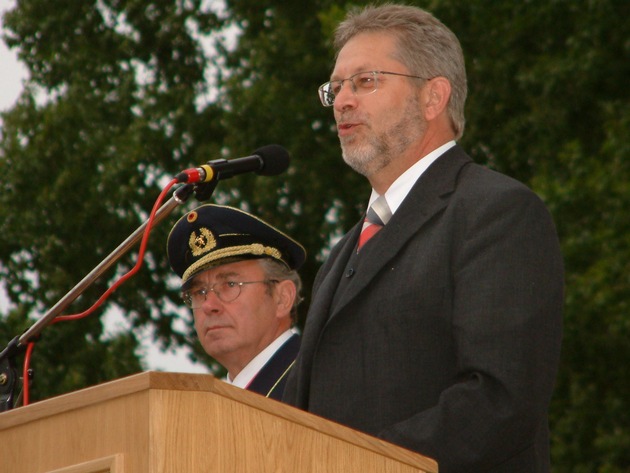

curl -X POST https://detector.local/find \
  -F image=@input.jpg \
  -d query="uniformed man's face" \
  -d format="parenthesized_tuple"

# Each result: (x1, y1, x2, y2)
(189, 259, 287, 376)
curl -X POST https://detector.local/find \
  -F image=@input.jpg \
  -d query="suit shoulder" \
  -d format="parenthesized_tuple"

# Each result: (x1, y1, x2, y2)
(456, 161, 545, 206)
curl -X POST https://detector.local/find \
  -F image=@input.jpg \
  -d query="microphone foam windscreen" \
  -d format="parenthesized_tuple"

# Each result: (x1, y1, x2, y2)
(254, 144, 290, 176)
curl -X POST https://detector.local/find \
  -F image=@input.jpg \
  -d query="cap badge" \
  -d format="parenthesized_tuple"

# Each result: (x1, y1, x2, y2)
(189, 227, 216, 257)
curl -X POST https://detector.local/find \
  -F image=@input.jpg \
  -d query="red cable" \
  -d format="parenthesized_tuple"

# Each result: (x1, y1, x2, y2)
(22, 342, 35, 406)
(21, 178, 179, 406)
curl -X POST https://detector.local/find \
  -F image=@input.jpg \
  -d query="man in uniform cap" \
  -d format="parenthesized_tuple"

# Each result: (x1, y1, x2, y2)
(167, 204, 305, 400)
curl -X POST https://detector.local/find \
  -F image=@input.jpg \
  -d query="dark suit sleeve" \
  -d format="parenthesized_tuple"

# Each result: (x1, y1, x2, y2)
(379, 181, 564, 471)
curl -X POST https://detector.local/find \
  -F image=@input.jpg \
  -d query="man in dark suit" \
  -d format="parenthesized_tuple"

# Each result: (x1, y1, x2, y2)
(167, 204, 305, 400)
(283, 4, 564, 472)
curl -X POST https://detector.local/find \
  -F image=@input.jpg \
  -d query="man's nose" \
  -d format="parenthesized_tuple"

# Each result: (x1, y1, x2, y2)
(200, 288, 223, 311)
(333, 81, 358, 111)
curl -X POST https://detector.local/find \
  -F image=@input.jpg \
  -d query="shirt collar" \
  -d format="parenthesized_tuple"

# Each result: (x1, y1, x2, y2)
(226, 328, 297, 388)
(368, 140, 456, 213)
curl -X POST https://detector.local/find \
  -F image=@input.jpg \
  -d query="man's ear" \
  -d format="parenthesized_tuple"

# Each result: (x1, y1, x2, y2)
(274, 279, 296, 319)
(422, 76, 451, 121)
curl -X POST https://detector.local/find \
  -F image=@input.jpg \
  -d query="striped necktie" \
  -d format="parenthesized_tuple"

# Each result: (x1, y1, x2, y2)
(357, 195, 392, 252)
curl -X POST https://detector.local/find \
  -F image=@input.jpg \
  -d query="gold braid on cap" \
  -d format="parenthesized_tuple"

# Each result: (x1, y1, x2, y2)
(182, 244, 284, 283)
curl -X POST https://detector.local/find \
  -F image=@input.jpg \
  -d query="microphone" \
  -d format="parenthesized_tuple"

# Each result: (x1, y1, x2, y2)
(175, 144, 290, 184)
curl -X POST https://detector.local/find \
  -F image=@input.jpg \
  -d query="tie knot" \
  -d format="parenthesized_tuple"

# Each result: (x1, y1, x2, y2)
(366, 195, 392, 226)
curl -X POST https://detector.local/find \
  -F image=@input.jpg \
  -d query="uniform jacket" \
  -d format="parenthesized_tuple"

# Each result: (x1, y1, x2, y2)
(247, 333, 300, 401)
(283, 146, 564, 473)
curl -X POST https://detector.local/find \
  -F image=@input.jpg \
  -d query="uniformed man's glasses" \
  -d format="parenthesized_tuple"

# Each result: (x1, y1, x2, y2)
(182, 280, 278, 308)
(318, 70, 428, 107)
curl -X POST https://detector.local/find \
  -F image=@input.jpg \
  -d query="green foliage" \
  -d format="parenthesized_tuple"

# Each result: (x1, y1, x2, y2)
(0, 0, 226, 399)
(538, 105, 630, 472)
(1, 0, 629, 470)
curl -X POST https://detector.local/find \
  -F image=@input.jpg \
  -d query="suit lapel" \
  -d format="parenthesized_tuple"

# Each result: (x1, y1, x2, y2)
(297, 224, 361, 352)
(327, 146, 472, 319)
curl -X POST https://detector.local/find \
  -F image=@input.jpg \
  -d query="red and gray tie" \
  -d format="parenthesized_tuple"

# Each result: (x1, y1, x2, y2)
(357, 195, 392, 252)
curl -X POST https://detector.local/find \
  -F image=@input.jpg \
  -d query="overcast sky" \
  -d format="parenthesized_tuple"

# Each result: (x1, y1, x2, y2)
(0, 0, 26, 112)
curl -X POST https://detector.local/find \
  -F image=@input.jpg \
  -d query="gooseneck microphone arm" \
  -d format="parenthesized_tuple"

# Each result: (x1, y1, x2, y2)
(29, 184, 195, 344)
(0, 183, 195, 411)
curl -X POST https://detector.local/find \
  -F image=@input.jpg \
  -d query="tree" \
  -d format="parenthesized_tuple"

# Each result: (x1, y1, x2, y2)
(0, 0, 228, 399)
(437, 2, 630, 470)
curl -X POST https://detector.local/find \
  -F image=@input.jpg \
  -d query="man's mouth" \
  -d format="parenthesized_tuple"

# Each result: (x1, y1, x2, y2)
(338, 122, 360, 135)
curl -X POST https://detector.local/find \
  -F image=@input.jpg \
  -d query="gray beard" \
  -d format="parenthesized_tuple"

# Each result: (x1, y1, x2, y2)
(339, 95, 426, 178)
(341, 136, 391, 177)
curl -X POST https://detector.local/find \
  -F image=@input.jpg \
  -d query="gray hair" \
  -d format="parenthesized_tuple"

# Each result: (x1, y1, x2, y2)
(258, 258, 303, 324)
(334, 4, 467, 139)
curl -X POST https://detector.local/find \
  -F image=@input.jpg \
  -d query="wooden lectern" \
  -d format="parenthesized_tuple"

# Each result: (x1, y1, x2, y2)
(0, 371, 437, 472)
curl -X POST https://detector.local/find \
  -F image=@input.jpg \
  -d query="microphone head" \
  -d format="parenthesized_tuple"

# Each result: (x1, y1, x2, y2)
(254, 144, 290, 176)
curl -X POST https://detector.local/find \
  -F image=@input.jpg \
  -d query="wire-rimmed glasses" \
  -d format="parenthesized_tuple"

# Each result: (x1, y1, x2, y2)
(182, 280, 278, 308)
(318, 70, 428, 107)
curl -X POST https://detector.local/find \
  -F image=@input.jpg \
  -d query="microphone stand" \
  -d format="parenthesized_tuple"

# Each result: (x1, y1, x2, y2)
(0, 181, 212, 411)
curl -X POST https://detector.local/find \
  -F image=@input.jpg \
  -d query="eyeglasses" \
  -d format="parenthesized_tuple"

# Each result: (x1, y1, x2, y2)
(182, 280, 278, 308)
(318, 70, 428, 107)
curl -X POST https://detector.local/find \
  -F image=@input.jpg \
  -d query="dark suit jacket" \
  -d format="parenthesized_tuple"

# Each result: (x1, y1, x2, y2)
(283, 146, 564, 473)
(247, 333, 300, 401)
